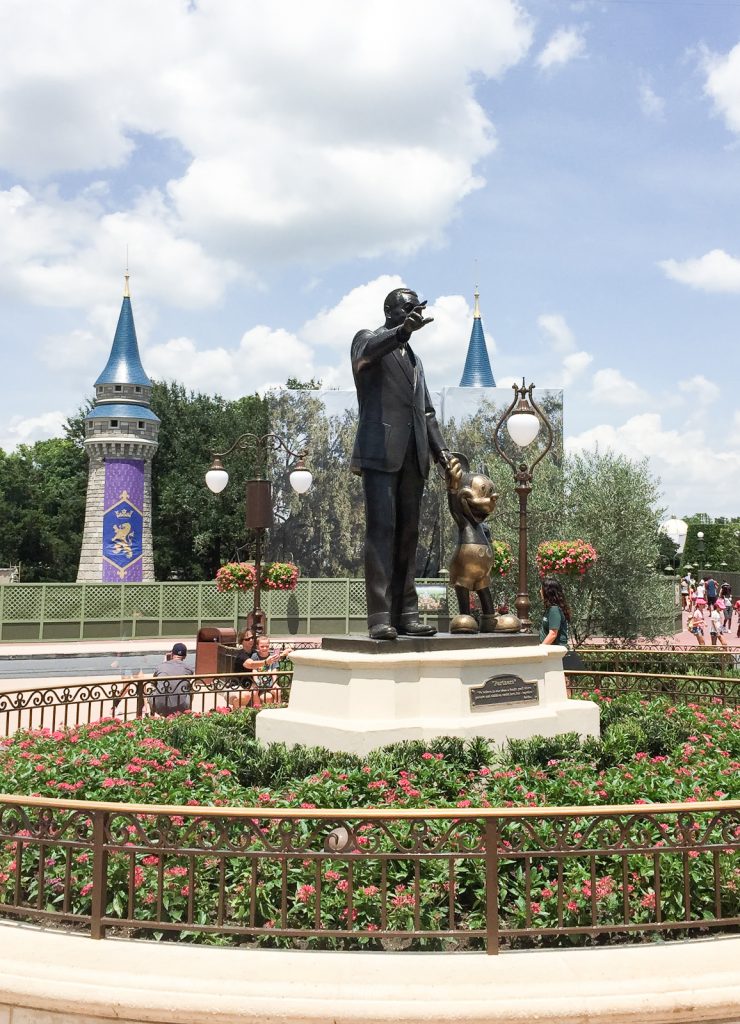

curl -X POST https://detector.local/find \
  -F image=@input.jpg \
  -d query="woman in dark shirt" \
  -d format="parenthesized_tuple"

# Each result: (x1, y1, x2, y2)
(234, 632, 255, 673)
(539, 577, 571, 646)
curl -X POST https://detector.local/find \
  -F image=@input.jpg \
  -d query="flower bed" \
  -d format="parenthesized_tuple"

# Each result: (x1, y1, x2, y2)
(0, 694, 737, 949)
(1, 693, 737, 809)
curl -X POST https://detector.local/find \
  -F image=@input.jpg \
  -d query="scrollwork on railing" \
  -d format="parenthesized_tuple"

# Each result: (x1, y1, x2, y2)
(0, 796, 737, 952)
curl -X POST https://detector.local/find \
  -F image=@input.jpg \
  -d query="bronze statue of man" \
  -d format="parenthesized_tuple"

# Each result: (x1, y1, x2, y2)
(351, 287, 460, 640)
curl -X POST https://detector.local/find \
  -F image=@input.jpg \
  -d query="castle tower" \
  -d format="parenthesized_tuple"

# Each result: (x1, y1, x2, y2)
(76, 275, 160, 581)
(459, 288, 496, 387)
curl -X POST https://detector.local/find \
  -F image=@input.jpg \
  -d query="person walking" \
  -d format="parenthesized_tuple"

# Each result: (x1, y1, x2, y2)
(694, 579, 707, 616)
(539, 577, 571, 647)
(720, 583, 733, 631)
(679, 573, 690, 611)
(709, 604, 727, 647)
(687, 606, 706, 646)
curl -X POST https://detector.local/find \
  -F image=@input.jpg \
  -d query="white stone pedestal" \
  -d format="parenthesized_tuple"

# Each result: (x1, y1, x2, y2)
(257, 636, 600, 756)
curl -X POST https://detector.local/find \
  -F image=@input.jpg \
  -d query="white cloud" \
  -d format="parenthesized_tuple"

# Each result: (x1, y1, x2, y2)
(561, 350, 593, 386)
(301, 276, 404, 349)
(0, 186, 239, 310)
(590, 368, 648, 406)
(0, 0, 533, 278)
(536, 313, 593, 387)
(117, 276, 480, 398)
(638, 80, 665, 120)
(678, 375, 720, 406)
(566, 412, 740, 517)
(536, 27, 586, 71)
(659, 249, 740, 293)
(703, 41, 740, 134)
(417, 294, 483, 388)
(538, 312, 575, 353)
(144, 328, 324, 400)
(0, 412, 67, 452)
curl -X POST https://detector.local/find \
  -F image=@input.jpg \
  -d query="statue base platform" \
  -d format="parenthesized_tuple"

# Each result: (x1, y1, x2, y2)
(256, 634, 600, 756)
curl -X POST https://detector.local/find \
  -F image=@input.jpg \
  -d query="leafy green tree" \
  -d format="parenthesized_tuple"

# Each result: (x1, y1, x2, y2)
(560, 450, 673, 645)
(265, 390, 363, 575)
(148, 382, 269, 580)
(0, 438, 87, 580)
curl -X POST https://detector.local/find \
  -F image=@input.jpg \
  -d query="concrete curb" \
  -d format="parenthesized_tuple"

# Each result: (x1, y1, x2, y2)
(0, 923, 738, 1024)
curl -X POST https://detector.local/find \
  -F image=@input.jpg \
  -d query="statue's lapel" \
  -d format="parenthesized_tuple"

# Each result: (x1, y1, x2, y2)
(392, 345, 415, 385)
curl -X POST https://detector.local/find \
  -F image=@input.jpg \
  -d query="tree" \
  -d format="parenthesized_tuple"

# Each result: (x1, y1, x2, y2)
(0, 438, 87, 580)
(560, 450, 673, 645)
(265, 390, 363, 575)
(148, 382, 269, 580)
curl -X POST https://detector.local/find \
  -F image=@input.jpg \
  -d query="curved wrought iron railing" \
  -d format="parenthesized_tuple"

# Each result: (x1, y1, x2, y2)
(1, 661, 737, 738)
(0, 795, 737, 952)
(568, 670, 739, 706)
(0, 669, 293, 737)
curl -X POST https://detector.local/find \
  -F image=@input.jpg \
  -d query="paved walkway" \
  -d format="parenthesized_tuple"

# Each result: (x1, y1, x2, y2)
(671, 605, 740, 651)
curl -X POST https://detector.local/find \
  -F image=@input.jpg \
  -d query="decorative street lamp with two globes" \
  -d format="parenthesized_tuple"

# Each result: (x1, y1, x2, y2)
(205, 433, 312, 635)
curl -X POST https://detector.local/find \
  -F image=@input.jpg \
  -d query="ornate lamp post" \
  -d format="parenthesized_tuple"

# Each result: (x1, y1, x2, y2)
(205, 433, 312, 635)
(493, 378, 553, 631)
(696, 530, 705, 573)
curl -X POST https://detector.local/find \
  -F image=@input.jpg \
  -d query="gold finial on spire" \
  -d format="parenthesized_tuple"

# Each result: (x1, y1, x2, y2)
(473, 256, 481, 318)
(123, 245, 130, 297)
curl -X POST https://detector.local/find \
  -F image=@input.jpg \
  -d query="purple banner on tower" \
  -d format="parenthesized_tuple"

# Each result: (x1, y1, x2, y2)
(102, 459, 144, 581)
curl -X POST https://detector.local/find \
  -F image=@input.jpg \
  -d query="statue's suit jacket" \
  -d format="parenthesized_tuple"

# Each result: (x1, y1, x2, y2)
(350, 325, 445, 476)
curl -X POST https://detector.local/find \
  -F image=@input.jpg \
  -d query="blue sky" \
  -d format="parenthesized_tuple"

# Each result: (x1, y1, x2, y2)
(1, 0, 739, 517)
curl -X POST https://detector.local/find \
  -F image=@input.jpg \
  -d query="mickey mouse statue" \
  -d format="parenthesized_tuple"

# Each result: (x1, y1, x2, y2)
(446, 454, 499, 634)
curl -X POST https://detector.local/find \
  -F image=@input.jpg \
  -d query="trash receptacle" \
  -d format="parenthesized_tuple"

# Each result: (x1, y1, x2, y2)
(195, 627, 237, 679)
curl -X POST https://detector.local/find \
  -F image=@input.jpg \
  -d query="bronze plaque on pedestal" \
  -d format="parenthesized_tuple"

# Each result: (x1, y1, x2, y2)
(469, 673, 539, 711)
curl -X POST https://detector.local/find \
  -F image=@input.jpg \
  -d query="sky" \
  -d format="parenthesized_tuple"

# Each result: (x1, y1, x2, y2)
(1, 0, 740, 519)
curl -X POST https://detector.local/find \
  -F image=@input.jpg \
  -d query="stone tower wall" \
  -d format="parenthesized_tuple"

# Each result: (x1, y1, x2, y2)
(77, 437, 158, 582)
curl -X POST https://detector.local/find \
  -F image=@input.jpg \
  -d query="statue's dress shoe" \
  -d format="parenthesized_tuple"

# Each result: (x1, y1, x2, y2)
(396, 621, 437, 637)
(369, 623, 398, 641)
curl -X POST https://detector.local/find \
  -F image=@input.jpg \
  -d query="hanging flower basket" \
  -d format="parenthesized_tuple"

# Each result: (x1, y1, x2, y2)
(490, 540, 513, 578)
(536, 539, 597, 578)
(215, 561, 299, 593)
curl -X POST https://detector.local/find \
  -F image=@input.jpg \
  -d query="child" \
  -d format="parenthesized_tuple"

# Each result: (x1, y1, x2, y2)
(709, 605, 727, 647)
(688, 607, 706, 645)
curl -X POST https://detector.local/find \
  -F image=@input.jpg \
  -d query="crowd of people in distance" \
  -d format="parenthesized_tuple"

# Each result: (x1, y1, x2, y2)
(681, 573, 738, 647)
(143, 634, 292, 718)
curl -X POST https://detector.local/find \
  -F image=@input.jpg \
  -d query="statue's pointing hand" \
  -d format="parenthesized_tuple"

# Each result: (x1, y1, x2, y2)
(402, 301, 434, 336)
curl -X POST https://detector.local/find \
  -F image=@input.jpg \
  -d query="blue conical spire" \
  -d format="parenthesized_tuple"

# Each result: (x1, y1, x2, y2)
(94, 274, 152, 387)
(459, 288, 496, 387)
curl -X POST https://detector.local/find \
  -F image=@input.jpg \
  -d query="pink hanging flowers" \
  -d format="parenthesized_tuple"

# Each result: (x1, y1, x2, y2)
(215, 561, 299, 593)
(535, 539, 597, 578)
